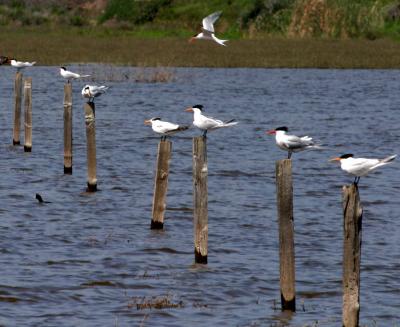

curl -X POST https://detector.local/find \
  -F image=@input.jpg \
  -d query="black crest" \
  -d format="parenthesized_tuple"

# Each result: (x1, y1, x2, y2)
(275, 126, 288, 132)
(192, 104, 203, 111)
(340, 154, 354, 159)
(152, 117, 161, 121)
(61, 66, 66, 70)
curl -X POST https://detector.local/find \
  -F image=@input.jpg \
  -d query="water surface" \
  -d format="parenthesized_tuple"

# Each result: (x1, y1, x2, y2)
(0, 67, 399, 326)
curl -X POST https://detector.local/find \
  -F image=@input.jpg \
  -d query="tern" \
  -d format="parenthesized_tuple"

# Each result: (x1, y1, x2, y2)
(267, 126, 320, 159)
(189, 11, 228, 46)
(60, 66, 90, 83)
(81, 84, 109, 102)
(10, 59, 36, 71)
(330, 154, 396, 184)
(144, 117, 189, 141)
(185, 104, 238, 137)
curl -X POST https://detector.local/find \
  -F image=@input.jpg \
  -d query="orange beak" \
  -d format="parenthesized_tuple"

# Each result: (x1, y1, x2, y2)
(144, 119, 152, 125)
(329, 157, 341, 162)
(266, 130, 276, 135)
(185, 107, 194, 112)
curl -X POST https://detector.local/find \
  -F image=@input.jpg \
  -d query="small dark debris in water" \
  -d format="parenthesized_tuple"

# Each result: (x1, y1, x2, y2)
(81, 280, 116, 287)
(36, 193, 51, 203)
(166, 207, 193, 212)
(128, 294, 184, 310)
(0, 296, 19, 303)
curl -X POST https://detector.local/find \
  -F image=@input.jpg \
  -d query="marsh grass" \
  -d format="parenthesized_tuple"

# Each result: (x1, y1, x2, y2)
(128, 294, 184, 310)
(75, 64, 176, 83)
(2, 27, 400, 68)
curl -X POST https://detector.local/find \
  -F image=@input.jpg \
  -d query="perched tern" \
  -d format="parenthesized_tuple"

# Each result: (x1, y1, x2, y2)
(267, 126, 320, 159)
(185, 104, 238, 137)
(81, 84, 109, 102)
(144, 117, 189, 140)
(10, 59, 36, 71)
(189, 11, 228, 46)
(330, 153, 396, 184)
(60, 66, 90, 83)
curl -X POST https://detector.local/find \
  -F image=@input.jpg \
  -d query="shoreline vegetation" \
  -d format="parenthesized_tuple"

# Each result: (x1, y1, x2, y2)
(2, 0, 400, 68)
(2, 27, 400, 68)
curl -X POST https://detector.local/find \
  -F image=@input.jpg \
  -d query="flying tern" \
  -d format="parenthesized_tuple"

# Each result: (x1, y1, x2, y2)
(189, 11, 228, 46)
(144, 117, 189, 140)
(81, 85, 109, 102)
(267, 126, 320, 159)
(10, 59, 36, 71)
(185, 104, 238, 137)
(330, 153, 396, 184)
(60, 66, 90, 83)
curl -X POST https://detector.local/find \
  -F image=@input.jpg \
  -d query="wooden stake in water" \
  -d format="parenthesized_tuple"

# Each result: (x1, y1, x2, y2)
(23, 77, 32, 152)
(13, 72, 23, 145)
(151, 139, 172, 229)
(342, 183, 363, 327)
(84, 102, 97, 192)
(63, 83, 73, 174)
(192, 136, 208, 264)
(276, 159, 296, 311)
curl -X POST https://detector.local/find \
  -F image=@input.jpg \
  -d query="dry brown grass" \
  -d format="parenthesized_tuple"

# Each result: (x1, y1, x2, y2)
(1, 27, 400, 68)
(127, 294, 184, 310)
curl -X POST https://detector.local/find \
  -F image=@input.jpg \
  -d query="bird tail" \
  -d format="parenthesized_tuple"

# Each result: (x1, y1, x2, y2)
(176, 125, 190, 132)
(31, 62, 36, 66)
(222, 119, 238, 127)
(81, 74, 91, 78)
(380, 154, 397, 164)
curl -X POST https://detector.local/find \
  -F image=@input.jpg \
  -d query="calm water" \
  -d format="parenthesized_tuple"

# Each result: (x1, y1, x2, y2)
(0, 66, 399, 326)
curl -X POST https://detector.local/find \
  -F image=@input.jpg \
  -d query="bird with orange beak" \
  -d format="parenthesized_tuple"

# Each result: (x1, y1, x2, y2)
(266, 126, 320, 159)
(185, 104, 237, 137)
(144, 117, 189, 141)
(330, 153, 396, 185)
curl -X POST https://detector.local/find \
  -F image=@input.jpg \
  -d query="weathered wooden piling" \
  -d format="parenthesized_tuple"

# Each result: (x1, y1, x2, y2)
(151, 140, 172, 229)
(342, 183, 363, 327)
(84, 102, 97, 192)
(63, 83, 73, 174)
(23, 77, 32, 152)
(12, 72, 23, 145)
(276, 159, 296, 311)
(192, 136, 208, 264)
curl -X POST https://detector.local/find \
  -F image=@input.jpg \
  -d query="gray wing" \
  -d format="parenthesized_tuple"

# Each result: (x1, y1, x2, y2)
(202, 11, 222, 33)
(284, 134, 309, 149)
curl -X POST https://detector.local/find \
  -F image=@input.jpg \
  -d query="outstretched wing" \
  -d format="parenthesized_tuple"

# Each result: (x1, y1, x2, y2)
(202, 11, 222, 33)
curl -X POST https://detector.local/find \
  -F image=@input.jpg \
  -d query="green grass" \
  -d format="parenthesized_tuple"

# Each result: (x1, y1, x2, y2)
(2, 27, 400, 68)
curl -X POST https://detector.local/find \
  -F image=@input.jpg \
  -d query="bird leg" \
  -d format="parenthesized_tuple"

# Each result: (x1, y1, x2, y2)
(202, 130, 207, 138)
(288, 151, 292, 159)
(353, 176, 360, 185)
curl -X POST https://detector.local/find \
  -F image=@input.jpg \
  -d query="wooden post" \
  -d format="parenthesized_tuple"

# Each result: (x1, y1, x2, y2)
(342, 183, 363, 327)
(276, 159, 296, 311)
(12, 72, 23, 145)
(84, 102, 97, 192)
(23, 77, 32, 152)
(150, 140, 172, 229)
(192, 136, 208, 264)
(63, 83, 73, 174)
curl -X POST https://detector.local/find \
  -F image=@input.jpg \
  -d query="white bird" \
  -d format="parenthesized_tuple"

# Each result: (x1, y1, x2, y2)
(10, 59, 36, 71)
(144, 117, 189, 140)
(189, 11, 228, 46)
(330, 153, 396, 184)
(81, 84, 109, 102)
(185, 104, 238, 137)
(267, 126, 320, 159)
(60, 66, 90, 83)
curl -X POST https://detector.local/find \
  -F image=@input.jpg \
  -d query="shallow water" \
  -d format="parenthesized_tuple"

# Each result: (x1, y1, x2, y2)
(0, 66, 399, 326)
